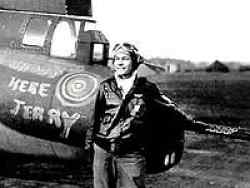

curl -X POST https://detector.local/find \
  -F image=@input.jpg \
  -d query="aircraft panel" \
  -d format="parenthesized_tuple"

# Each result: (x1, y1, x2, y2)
(51, 72, 100, 146)
(0, 0, 92, 16)
(0, 12, 30, 45)
(0, 63, 58, 140)
(0, 121, 83, 159)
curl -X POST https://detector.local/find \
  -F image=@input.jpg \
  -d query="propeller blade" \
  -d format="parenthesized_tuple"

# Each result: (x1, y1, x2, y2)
(143, 60, 166, 72)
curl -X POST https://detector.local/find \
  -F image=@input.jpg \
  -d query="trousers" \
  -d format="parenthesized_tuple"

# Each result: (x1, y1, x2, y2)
(93, 143, 146, 188)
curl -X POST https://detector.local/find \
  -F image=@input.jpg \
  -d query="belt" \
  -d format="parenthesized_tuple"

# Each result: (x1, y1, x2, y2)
(94, 137, 142, 154)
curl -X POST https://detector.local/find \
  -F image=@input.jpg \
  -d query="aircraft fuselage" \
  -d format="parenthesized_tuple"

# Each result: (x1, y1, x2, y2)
(0, 9, 109, 160)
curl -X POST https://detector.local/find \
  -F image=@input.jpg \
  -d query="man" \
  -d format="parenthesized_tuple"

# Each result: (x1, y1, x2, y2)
(85, 42, 168, 188)
(85, 43, 250, 188)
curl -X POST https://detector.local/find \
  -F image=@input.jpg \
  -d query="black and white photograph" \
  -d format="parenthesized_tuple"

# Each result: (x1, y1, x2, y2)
(0, 0, 249, 187)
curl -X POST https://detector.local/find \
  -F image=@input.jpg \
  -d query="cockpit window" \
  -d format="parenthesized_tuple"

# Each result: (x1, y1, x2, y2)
(50, 20, 80, 59)
(23, 18, 51, 47)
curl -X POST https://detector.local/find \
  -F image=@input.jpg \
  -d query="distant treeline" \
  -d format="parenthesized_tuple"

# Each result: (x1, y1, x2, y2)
(149, 58, 250, 73)
(239, 65, 250, 72)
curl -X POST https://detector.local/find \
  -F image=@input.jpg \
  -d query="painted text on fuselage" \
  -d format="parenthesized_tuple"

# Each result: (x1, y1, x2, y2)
(10, 99, 81, 138)
(8, 76, 51, 97)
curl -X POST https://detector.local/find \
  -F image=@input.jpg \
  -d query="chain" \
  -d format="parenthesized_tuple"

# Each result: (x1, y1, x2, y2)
(205, 125, 239, 135)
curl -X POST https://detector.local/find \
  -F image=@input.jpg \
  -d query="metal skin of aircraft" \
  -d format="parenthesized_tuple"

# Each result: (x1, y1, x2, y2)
(0, 8, 249, 174)
(0, 9, 110, 161)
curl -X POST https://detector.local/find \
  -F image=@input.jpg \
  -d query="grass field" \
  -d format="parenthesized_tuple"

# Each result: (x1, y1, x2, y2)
(150, 72, 250, 128)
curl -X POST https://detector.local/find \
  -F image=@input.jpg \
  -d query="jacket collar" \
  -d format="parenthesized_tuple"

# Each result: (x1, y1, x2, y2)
(109, 74, 145, 99)
(115, 72, 137, 98)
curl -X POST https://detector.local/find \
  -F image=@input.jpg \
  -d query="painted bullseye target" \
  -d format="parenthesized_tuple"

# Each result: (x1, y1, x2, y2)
(56, 73, 98, 107)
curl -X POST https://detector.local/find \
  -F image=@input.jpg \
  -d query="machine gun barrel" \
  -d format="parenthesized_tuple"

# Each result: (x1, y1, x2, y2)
(191, 121, 250, 141)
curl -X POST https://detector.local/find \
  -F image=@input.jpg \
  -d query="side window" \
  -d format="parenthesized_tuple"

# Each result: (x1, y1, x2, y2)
(92, 43, 104, 62)
(50, 20, 80, 58)
(23, 18, 51, 47)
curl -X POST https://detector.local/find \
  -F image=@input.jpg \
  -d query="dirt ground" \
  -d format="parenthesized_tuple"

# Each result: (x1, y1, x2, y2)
(146, 132, 250, 188)
(0, 131, 249, 188)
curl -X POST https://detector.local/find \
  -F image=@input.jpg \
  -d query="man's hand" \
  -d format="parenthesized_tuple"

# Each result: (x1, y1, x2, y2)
(83, 140, 93, 162)
(84, 141, 92, 151)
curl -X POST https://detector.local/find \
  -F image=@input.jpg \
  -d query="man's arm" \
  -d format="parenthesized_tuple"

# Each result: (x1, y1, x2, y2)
(148, 82, 250, 141)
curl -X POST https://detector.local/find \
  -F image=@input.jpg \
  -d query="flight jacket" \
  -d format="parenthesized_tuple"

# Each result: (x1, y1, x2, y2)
(85, 76, 165, 154)
(85, 76, 194, 155)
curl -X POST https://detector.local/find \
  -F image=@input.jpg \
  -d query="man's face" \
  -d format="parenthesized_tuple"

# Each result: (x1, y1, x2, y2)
(113, 52, 133, 77)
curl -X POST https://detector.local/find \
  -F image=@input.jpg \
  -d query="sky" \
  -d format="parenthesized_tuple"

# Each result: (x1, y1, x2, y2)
(92, 0, 250, 64)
